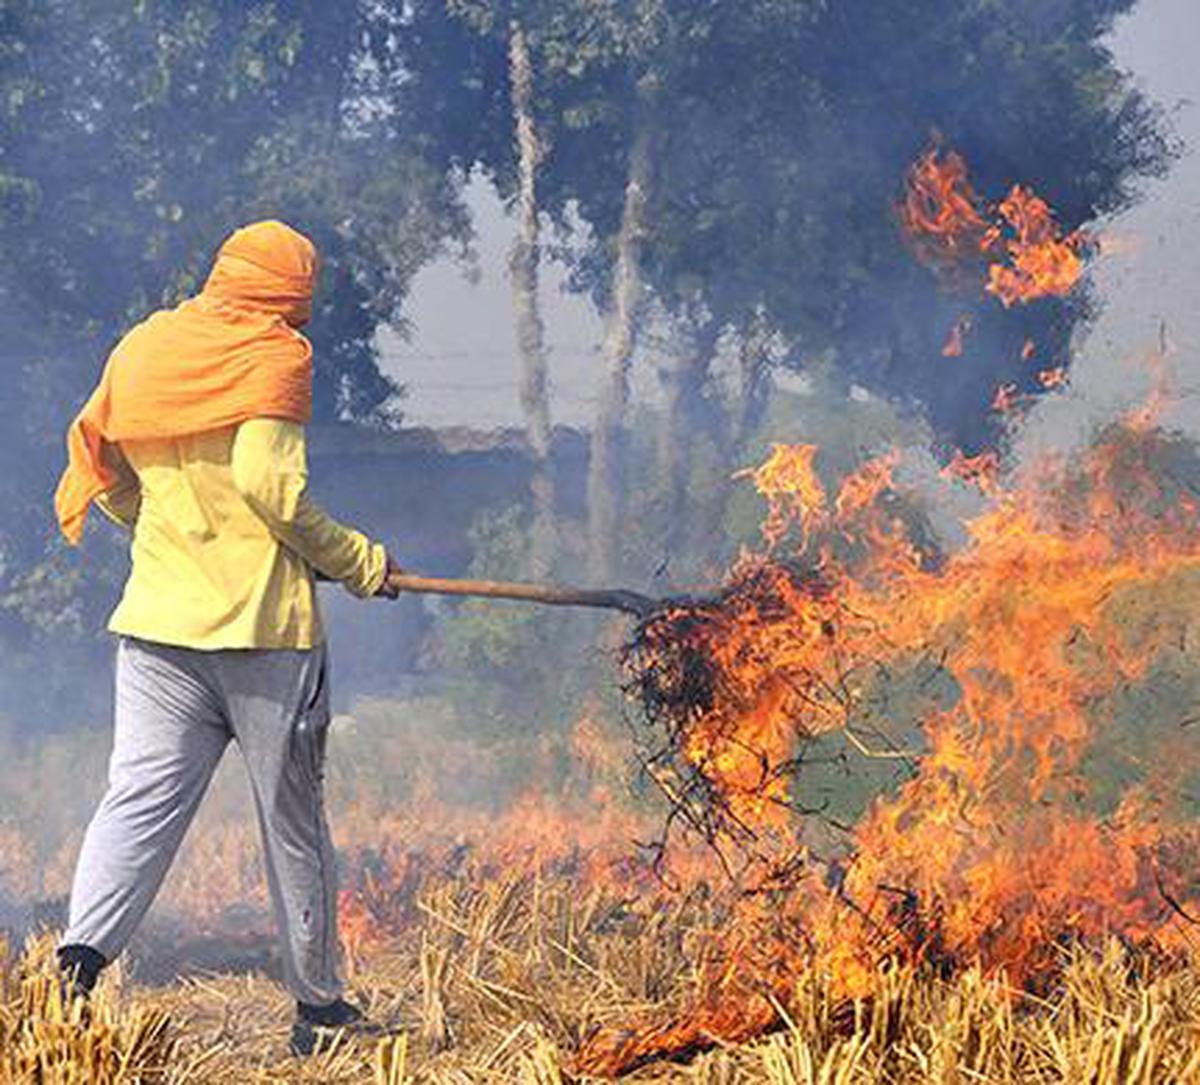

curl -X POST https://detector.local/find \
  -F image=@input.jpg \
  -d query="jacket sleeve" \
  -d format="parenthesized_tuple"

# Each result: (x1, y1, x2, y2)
(231, 418, 388, 598)
(93, 441, 142, 530)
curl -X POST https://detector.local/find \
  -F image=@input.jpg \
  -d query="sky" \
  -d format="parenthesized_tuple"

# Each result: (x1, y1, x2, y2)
(377, 182, 605, 430)
(381, 0, 1200, 444)
(1021, 0, 1200, 454)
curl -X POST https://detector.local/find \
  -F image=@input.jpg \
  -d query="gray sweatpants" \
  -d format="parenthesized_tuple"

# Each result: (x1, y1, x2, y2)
(62, 636, 342, 1005)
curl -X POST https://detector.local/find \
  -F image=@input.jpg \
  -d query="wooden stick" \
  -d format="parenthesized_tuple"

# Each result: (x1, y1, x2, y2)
(388, 573, 656, 617)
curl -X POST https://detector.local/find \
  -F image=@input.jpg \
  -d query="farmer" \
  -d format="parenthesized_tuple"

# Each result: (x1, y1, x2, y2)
(52, 220, 399, 1056)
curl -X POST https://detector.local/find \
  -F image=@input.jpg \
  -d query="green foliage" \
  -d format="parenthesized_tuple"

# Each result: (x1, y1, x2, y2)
(419, 0, 1170, 451)
(433, 504, 611, 736)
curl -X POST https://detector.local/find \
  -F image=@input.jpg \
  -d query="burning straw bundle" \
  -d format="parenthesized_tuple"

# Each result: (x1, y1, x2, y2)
(619, 558, 877, 878)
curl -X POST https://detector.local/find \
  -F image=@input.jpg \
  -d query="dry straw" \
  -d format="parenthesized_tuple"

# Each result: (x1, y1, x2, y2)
(8, 876, 1200, 1082)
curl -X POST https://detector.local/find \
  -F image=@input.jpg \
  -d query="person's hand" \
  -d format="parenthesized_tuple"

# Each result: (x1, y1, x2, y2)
(375, 552, 405, 599)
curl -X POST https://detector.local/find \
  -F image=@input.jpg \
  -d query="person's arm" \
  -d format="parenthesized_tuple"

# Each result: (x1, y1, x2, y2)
(230, 417, 391, 597)
(93, 441, 141, 530)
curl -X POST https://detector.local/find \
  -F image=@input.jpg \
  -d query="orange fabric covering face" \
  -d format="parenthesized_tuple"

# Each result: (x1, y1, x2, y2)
(55, 220, 318, 544)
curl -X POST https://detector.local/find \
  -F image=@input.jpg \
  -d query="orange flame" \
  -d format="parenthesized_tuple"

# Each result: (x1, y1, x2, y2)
(986, 185, 1087, 307)
(902, 147, 1088, 309)
(899, 148, 989, 278)
(735, 443, 827, 551)
(581, 417, 1200, 1075)
(942, 448, 1002, 495)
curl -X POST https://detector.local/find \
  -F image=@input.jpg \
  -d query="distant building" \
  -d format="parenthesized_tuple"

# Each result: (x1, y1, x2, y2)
(308, 423, 588, 698)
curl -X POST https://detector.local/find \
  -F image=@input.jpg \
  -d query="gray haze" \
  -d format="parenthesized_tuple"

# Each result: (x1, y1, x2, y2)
(382, 0, 1200, 451)
(1022, 0, 1200, 455)
(378, 182, 607, 429)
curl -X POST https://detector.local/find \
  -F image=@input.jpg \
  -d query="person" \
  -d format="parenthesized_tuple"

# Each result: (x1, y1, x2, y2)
(52, 219, 400, 1057)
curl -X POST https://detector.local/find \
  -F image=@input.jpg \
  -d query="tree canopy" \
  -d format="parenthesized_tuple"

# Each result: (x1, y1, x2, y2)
(413, 0, 1169, 451)
(0, 0, 1174, 667)
(0, 1, 476, 420)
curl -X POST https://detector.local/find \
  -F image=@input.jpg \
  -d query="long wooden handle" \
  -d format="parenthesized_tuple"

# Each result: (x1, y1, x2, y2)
(388, 573, 656, 617)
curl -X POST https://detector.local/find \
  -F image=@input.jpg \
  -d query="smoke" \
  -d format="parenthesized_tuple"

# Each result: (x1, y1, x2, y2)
(0, 2, 1193, 1003)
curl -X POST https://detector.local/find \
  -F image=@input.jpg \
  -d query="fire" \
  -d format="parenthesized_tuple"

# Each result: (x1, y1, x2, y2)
(626, 564, 849, 851)
(585, 419, 1200, 1075)
(942, 313, 972, 357)
(734, 443, 827, 551)
(899, 148, 988, 276)
(942, 448, 1001, 495)
(985, 185, 1087, 307)
(901, 146, 1088, 307)
(992, 382, 1020, 413)
(1038, 366, 1068, 389)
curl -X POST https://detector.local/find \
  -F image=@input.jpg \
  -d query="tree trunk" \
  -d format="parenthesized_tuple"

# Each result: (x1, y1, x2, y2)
(656, 318, 720, 567)
(686, 312, 774, 578)
(587, 85, 653, 583)
(507, 24, 555, 578)
(732, 309, 773, 452)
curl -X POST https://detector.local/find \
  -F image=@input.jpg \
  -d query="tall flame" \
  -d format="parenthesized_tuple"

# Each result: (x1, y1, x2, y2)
(585, 419, 1200, 1075)
(899, 148, 988, 276)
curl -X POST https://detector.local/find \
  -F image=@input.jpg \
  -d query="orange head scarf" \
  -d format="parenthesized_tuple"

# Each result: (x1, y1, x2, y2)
(55, 220, 318, 544)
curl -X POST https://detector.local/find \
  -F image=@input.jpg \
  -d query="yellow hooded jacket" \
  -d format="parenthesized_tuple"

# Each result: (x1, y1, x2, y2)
(69, 221, 386, 649)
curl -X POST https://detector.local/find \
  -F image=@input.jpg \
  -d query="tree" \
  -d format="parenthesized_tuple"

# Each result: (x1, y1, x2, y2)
(586, 72, 655, 581)
(506, 23, 556, 577)
(632, 0, 1170, 453)
(484, 0, 1169, 574)
(403, 0, 674, 580)
(0, 2, 475, 420)
(384, 0, 1168, 586)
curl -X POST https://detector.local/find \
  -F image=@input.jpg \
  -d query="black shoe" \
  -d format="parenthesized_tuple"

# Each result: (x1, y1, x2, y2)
(289, 997, 380, 1057)
(56, 943, 106, 1002)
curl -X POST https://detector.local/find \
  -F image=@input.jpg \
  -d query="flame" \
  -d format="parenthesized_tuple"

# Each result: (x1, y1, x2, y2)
(985, 186, 1087, 307)
(991, 382, 1020, 414)
(942, 314, 972, 357)
(901, 148, 1088, 352)
(942, 448, 1001, 495)
(734, 443, 827, 551)
(899, 148, 988, 275)
(584, 417, 1200, 1075)
(1038, 366, 1068, 390)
